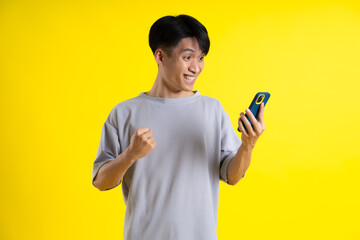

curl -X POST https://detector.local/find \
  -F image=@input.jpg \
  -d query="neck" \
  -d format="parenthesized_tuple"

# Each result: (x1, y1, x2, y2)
(146, 75, 195, 98)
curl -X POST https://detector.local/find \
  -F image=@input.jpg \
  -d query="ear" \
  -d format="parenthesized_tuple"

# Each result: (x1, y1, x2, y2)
(154, 49, 165, 66)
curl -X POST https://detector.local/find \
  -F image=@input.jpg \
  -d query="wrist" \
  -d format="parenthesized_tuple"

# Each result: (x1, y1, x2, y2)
(124, 147, 138, 164)
(240, 142, 254, 153)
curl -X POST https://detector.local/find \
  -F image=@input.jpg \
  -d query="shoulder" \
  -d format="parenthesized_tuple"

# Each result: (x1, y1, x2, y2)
(198, 94, 231, 123)
(113, 95, 144, 111)
(199, 94, 221, 106)
(106, 95, 145, 126)
(198, 94, 224, 111)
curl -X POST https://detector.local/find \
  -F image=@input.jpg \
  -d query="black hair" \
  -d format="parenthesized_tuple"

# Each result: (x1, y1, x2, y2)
(149, 14, 210, 57)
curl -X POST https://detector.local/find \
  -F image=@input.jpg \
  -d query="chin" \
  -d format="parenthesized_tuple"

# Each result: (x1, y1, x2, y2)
(183, 87, 194, 92)
(182, 83, 195, 90)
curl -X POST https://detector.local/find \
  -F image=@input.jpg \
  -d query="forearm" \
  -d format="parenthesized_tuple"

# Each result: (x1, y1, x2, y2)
(93, 148, 136, 191)
(227, 144, 253, 185)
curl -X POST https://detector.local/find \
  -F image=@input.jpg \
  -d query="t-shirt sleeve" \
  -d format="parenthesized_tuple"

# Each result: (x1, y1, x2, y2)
(92, 113, 122, 190)
(219, 103, 243, 184)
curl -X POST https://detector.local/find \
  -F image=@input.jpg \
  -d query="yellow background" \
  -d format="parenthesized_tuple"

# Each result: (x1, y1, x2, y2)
(1, 0, 359, 239)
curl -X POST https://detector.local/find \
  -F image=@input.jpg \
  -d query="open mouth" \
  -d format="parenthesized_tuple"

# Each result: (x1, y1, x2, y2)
(184, 74, 196, 84)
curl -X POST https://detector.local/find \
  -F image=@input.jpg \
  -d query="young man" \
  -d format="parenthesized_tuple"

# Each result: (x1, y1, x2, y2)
(92, 14, 265, 240)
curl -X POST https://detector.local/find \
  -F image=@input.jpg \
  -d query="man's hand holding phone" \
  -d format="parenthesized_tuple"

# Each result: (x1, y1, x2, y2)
(238, 102, 266, 150)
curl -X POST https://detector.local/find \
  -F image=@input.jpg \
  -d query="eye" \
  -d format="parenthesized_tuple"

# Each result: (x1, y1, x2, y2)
(199, 56, 204, 61)
(184, 56, 191, 60)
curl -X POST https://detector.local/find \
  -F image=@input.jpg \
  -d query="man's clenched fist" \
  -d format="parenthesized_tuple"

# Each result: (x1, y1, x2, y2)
(127, 127, 156, 161)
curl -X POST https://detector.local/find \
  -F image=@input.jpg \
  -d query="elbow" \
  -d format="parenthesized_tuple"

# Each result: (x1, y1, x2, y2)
(96, 185, 107, 192)
(227, 173, 245, 186)
(228, 179, 239, 186)
(92, 177, 108, 191)
(93, 177, 119, 191)
(93, 180, 105, 191)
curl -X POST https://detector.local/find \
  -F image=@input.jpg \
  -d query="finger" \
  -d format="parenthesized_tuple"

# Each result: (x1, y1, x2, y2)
(142, 130, 153, 139)
(238, 117, 249, 137)
(136, 127, 151, 136)
(238, 113, 243, 132)
(240, 112, 255, 136)
(147, 136, 155, 144)
(245, 109, 261, 135)
(147, 137, 156, 148)
(245, 109, 258, 125)
(258, 102, 265, 128)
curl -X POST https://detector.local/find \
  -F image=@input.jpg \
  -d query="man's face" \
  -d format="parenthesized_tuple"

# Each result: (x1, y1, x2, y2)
(160, 37, 205, 93)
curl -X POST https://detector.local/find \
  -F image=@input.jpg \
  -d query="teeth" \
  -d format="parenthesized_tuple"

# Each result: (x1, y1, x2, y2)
(184, 75, 195, 81)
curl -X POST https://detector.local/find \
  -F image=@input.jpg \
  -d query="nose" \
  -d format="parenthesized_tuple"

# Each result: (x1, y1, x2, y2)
(189, 61, 201, 74)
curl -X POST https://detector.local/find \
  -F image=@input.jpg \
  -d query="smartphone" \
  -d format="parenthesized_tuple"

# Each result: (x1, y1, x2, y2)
(237, 92, 270, 132)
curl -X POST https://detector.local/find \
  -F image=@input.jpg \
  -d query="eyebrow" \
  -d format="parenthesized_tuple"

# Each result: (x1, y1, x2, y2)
(180, 48, 195, 53)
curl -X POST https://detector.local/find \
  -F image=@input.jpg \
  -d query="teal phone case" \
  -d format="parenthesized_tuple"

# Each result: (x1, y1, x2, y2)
(238, 92, 270, 132)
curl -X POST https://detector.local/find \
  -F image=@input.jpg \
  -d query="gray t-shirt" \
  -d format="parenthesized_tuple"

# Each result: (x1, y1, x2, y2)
(92, 90, 242, 240)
